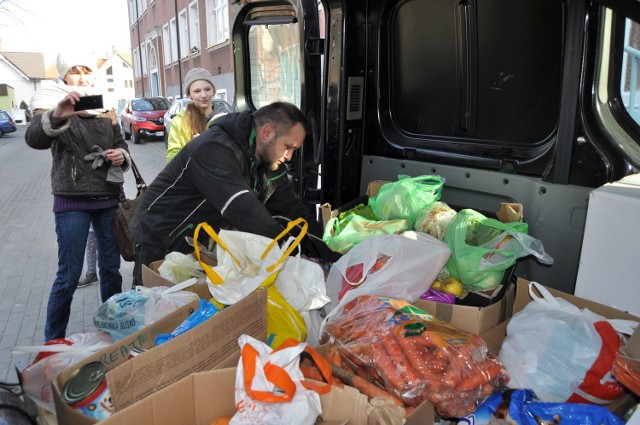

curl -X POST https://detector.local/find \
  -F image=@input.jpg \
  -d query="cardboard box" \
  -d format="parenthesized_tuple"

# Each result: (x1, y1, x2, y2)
(574, 173, 640, 317)
(53, 290, 268, 425)
(480, 278, 640, 416)
(415, 280, 515, 335)
(100, 367, 436, 425)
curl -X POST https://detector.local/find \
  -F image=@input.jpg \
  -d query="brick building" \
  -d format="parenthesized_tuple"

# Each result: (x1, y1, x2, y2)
(126, 0, 244, 104)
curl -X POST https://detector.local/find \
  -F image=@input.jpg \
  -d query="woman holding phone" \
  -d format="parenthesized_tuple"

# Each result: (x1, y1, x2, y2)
(26, 51, 131, 341)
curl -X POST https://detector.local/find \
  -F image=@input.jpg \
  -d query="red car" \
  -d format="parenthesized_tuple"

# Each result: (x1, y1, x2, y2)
(120, 97, 170, 144)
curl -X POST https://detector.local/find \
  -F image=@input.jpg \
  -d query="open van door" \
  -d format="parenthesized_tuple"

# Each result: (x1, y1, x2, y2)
(233, 0, 640, 301)
(231, 0, 324, 206)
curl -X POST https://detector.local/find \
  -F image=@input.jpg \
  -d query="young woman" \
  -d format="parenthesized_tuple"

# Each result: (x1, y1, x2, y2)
(166, 68, 217, 162)
(26, 51, 130, 341)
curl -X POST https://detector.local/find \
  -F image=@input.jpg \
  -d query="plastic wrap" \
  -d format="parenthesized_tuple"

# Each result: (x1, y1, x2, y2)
(414, 201, 457, 240)
(322, 295, 509, 418)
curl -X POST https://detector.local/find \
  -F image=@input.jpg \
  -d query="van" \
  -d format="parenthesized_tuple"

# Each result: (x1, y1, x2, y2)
(230, 0, 640, 300)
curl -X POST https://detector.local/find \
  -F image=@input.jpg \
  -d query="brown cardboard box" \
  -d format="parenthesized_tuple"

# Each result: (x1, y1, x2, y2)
(480, 277, 640, 415)
(414, 280, 515, 335)
(100, 367, 435, 425)
(52, 290, 268, 425)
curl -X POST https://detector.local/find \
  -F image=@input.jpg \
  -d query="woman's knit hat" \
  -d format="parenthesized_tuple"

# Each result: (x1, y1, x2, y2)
(184, 67, 217, 96)
(56, 51, 96, 79)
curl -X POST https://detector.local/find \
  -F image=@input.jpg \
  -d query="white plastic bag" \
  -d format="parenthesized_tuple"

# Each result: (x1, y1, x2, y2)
(499, 281, 638, 404)
(157, 251, 204, 283)
(14, 332, 112, 413)
(275, 255, 330, 312)
(230, 335, 331, 425)
(93, 286, 199, 341)
(322, 231, 450, 327)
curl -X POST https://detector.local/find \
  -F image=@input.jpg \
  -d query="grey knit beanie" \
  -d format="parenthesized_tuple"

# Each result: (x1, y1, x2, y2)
(56, 51, 96, 79)
(184, 68, 217, 96)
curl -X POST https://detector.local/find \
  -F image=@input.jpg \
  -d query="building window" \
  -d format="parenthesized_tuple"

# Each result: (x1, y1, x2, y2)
(170, 18, 178, 62)
(163, 24, 171, 64)
(141, 43, 148, 76)
(206, 0, 229, 47)
(179, 9, 189, 59)
(108, 88, 115, 92)
(133, 48, 141, 78)
(141, 0, 147, 14)
(189, 1, 201, 53)
(128, 0, 135, 23)
(107, 66, 113, 75)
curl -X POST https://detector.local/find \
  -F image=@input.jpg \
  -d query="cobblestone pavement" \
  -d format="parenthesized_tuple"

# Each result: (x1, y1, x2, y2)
(0, 126, 168, 383)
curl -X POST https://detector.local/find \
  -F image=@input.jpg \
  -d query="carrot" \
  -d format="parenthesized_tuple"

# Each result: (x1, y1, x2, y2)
(455, 360, 503, 391)
(393, 331, 441, 381)
(330, 363, 405, 408)
(301, 365, 327, 382)
(380, 334, 420, 387)
(328, 347, 343, 367)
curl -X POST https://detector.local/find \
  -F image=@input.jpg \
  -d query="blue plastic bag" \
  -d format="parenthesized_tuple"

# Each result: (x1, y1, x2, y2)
(155, 299, 219, 346)
(458, 389, 625, 425)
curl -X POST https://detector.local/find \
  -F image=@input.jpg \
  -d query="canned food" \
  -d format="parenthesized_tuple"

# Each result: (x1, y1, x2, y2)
(61, 361, 113, 420)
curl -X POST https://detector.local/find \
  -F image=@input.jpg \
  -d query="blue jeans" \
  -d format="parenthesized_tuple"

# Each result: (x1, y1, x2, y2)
(46, 208, 122, 340)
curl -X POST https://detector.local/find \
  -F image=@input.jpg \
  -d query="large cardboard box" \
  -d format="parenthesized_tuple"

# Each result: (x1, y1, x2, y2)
(414, 280, 515, 335)
(100, 367, 436, 425)
(574, 173, 640, 317)
(480, 278, 640, 416)
(53, 290, 268, 425)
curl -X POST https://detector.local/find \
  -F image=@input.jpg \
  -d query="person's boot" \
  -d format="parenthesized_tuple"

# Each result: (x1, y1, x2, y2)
(77, 273, 98, 288)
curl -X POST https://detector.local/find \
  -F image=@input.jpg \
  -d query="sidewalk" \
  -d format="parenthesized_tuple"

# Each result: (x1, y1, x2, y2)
(0, 128, 167, 382)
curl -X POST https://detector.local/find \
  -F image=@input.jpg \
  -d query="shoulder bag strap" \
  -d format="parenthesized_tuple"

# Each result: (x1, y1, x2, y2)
(130, 158, 147, 194)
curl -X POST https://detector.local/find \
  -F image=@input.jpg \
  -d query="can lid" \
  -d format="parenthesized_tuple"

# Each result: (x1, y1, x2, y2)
(61, 361, 107, 405)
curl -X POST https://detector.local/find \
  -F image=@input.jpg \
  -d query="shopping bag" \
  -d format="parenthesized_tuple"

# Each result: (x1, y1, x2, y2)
(368, 174, 445, 226)
(323, 212, 412, 254)
(322, 231, 450, 327)
(194, 219, 308, 347)
(230, 335, 331, 425)
(499, 281, 638, 404)
(444, 209, 553, 291)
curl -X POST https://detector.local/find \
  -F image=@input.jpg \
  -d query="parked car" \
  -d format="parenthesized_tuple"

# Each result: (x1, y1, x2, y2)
(163, 98, 234, 146)
(120, 97, 171, 144)
(0, 110, 17, 136)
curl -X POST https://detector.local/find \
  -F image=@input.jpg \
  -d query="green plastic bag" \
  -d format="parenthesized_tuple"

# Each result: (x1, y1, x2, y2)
(322, 205, 411, 253)
(368, 175, 445, 226)
(444, 209, 530, 291)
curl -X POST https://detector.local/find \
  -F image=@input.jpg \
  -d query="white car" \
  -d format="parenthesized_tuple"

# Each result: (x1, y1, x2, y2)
(163, 98, 234, 146)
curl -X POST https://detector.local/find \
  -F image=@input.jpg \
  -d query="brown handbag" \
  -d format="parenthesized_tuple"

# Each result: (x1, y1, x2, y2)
(114, 159, 147, 261)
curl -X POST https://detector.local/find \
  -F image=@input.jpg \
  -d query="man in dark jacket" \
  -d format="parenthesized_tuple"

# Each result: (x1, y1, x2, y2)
(131, 101, 338, 286)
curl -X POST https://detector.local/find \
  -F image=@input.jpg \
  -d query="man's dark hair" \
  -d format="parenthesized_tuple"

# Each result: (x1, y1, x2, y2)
(253, 101, 309, 135)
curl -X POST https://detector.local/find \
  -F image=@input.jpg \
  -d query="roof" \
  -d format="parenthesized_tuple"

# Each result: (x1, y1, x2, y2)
(0, 52, 46, 79)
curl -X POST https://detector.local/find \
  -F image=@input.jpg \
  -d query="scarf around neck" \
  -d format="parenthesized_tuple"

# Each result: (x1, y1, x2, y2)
(30, 79, 107, 116)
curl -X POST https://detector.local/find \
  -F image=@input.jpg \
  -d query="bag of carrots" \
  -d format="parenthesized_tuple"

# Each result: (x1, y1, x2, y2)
(321, 295, 509, 418)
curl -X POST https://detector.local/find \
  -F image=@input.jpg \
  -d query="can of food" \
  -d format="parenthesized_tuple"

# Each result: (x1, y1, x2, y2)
(61, 361, 113, 420)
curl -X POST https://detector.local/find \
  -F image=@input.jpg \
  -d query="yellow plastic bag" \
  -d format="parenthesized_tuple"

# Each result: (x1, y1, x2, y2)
(194, 219, 308, 348)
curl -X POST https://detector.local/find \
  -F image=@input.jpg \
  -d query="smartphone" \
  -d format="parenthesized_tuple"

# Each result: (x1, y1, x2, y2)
(73, 95, 104, 111)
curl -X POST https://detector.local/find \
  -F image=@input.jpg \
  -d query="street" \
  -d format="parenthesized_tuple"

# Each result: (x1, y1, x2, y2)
(0, 125, 168, 382)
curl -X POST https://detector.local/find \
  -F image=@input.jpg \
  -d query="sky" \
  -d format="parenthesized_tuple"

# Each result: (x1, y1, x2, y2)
(0, 0, 131, 66)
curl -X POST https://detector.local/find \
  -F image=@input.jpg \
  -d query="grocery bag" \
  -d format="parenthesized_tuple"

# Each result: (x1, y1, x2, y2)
(368, 174, 445, 226)
(499, 281, 638, 404)
(322, 231, 450, 326)
(194, 219, 308, 348)
(230, 335, 331, 425)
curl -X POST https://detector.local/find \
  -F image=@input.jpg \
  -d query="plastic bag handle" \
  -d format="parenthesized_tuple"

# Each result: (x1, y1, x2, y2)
(241, 343, 297, 403)
(528, 281, 563, 308)
(161, 277, 199, 294)
(193, 222, 230, 285)
(263, 218, 308, 273)
(276, 338, 333, 394)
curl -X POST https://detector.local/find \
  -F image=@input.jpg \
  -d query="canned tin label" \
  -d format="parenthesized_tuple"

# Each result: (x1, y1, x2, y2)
(61, 361, 113, 420)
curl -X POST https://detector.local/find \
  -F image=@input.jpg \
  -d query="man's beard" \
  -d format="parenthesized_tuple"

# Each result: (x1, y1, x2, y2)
(258, 137, 280, 170)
